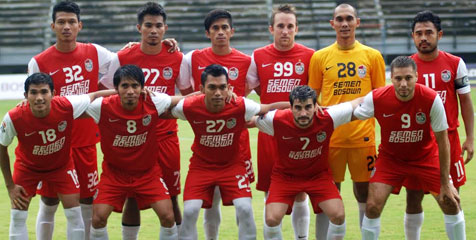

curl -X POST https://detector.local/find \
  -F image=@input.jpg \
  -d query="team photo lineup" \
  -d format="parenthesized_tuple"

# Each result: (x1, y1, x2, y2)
(0, 0, 474, 240)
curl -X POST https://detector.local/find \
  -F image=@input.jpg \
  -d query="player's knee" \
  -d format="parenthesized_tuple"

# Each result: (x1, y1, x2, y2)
(328, 211, 345, 225)
(183, 204, 200, 219)
(365, 200, 382, 218)
(235, 201, 253, 218)
(158, 209, 175, 227)
(405, 192, 423, 213)
(91, 213, 108, 228)
(265, 214, 281, 227)
(440, 200, 460, 215)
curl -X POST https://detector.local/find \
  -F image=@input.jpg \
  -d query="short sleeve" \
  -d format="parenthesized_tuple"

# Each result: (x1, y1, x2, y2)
(371, 51, 386, 89)
(430, 95, 449, 132)
(93, 44, 115, 78)
(327, 102, 353, 128)
(183, 50, 194, 89)
(99, 53, 120, 89)
(308, 52, 322, 90)
(244, 98, 261, 121)
(354, 92, 375, 120)
(176, 53, 193, 90)
(86, 97, 103, 123)
(28, 58, 40, 75)
(0, 113, 17, 146)
(246, 53, 260, 89)
(171, 99, 186, 120)
(255, 110, 276, 136)
(455, 59, 470, 94)
(65, 95, 91, 119)
(151, 93, 172, 115)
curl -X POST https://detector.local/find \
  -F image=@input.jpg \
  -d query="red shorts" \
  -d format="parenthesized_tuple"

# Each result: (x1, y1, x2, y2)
(371, 155, 441, 195)
(267, 173, 341, 214)
(15, 161, 80, 197)
(183, 162, 251, 208)
(94, 164, 170, 213)
(240, 129, 254, 183)
(257, 132, 278, 191)
(38, 145, 98, 198)
(157, 133, 181, 197)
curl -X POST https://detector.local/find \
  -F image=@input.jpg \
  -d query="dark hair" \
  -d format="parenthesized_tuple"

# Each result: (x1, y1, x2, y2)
(390, 56, 417, 74)
(113, 65, 145, 88)
(25, 73, 54, 93)
(200, 64, 228, 86)
(204, 9, 233, 32)
(270, 4, 298, 26)
(411, 10, 441, 32)
(289, 85, 317, 106)
(137, 2, 167, 25)
(52, 1, 80, 22)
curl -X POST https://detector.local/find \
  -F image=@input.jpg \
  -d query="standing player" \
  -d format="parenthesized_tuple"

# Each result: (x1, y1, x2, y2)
(253, 86, 363, 240)
(88, 65, 183, 240)
(355, 56, 465, 240)
(173, 64, 289, 240)
(0, 73, 114, 239)
(308, 3, 386, 234)
(100, 2, 193, 238)
(246, 4, 315, 239)
(402, 11, 474, 239)
(181, 9, 253, 239)
(27, 2, 115, 239)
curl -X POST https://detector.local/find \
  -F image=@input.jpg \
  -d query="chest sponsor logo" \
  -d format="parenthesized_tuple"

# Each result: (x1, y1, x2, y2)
(262, 63, 272, 68)
(25, 131, 36, 136)
(58, 121, 67, 132)
(49, 69, 60, 76)
(383, 113, 394, 117)
(415, 112, 426, 124)
(84, 59, 93, 72)
(295, 61, 305, 75)
(316, 131, 327, 143)
(441, 70, 451, 82)
(226, 118, 236, 129)
(143, 114, 152, 126)
(358, 65, 367, 78)
(163, 67, 173, 80)
(228, 67, 239, 80)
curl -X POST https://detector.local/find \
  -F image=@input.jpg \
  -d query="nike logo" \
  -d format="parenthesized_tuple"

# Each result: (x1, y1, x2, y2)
(325, 66, 333, 71)
(49, 70, 60, 75)
(261, 63, 272, 67)
(108, 118, 120, 122)
(193, 121, 204, 124)
(25, 131, 36, 136)
(282, 136, 293, 140)
(198, 66, 207, 70)
(383, 113, 394, 117)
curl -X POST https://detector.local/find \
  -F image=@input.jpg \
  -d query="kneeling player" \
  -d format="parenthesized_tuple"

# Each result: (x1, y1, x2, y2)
(253, 86, 362, 240)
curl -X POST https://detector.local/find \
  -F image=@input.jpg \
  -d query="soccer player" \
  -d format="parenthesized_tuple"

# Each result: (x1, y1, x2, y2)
(0, 73, 114, 239)
(181, 9, 253, 239)
(355, 56, 465, 240)
(246, 4, 315, 239)
(173, 64, 289, 240)
(403, 11, 474, 239)
(308, 3, 386, 235)
(27, 2, 115, 238)
(100, 2, 193, 238)
(88, 65, 183, 240)
(252, 85, 363, 240)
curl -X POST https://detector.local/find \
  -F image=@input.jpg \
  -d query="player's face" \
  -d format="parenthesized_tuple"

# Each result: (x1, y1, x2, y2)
(25, 84, 54, 117)
(206, 18, 234, 47)
(412, 21, 442, 54)
(117, 78, 143, 110)
(51, 12, 82, 42)
(138, 14, 168, 46)
(270, 13, 298, 50)
(201, 75, 229, 111)
(291, 98, 315, 128)
(330, 7, 360, 40)
(391, 66, 417, 101)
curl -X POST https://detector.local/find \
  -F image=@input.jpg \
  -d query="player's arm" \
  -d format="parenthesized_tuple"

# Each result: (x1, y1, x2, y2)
(98, 53, 120, 90)
(459, 92, 474, 164)
(246, 53, 261, 96)
(308, 52, 323, 103)
(328, 97, 364, 124)
(87, 89, 117, 102)
(353, 92, 374, 120)
(258, 101, 290, 115)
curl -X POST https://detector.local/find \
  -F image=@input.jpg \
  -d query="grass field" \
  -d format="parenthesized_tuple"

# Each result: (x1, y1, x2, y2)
(0, 90, 475, 239)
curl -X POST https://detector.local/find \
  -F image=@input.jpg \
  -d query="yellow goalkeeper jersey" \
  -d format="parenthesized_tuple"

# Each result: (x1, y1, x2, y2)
(309, 41, 386, 148)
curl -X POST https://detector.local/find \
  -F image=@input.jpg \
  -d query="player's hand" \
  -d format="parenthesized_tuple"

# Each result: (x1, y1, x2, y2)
(8, 185, 29, 210)
(438, 183, 460, 208)
(142, 88, 155, 100)
(315, 104, 324, 115)
(226, 90, 237, 103)
(462, 139, 474, 164)
(16, 99, 27, 107)
(162, 38, 180, 52)
(120, 42, 140, 51)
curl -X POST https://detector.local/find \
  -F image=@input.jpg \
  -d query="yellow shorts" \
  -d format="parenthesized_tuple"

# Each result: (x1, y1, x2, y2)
(328, 146, 376, 183)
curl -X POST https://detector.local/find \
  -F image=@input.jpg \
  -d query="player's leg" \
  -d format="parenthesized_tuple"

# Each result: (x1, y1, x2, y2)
(233, 197, 256, 240)
(90, 204, 114, 240)
(150, 198, 177, 240)
(122, 197, 141, 240)
(361, 182, 393, 240)
(404, 189, 424, 240)
(263, 202, 288, 240)
(433, 192, 465, 240)
(36, 195, 60, 240)
(291, 192, 310, 240)
(58, 193, 84, 240)
(180, 200, 203, 240)
(9, 169, 35, 239)
(315, 210, 329, 240)
(319, 199, 346, 240)
(203, 186, 221, 240)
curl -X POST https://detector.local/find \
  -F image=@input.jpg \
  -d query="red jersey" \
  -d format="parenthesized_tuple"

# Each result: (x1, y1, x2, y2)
(0, 95, 90, 171)
(247, 43, 314, 104)
(411, 51, 470, 131)
(184, 47, 251, 96)
(28, 43, 114, 147)
(172, 95, 261, 168)
(255, 103, 353, 179)
(87, 94, 172, 173)
(355, 84, 448, 167)
(101, 43, 191, 140)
